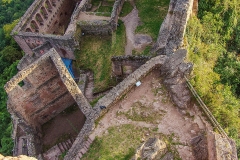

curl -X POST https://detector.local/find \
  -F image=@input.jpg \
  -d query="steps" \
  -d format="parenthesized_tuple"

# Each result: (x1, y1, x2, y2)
(74, 137, 94, 160)
(43, 137, 75, 160)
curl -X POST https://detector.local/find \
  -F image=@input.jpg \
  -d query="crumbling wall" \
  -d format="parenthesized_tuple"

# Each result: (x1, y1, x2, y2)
(152, 0, 194, 55)
(111, 55, 151, 77)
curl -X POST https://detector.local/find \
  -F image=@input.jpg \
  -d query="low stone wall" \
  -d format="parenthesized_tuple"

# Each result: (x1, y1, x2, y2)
(112, 55, 152, 77)
(110, 0, 125, 30)
(78, 20, 112, 35)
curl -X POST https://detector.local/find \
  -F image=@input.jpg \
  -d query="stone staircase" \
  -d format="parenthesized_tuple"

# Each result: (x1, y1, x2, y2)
(72, 137, 93, 160)
(43, 138, 75, 160)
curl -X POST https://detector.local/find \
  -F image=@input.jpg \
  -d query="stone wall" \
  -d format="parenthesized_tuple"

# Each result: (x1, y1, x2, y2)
(5, 48, 92, 157)
(110, 0, 125, 30)
(78, 20, 112, 35)
(152, 0, 194, 55)
(65, 0, 91, 35)
(111, 55, 151, 77)
(12, 33, 76, 59)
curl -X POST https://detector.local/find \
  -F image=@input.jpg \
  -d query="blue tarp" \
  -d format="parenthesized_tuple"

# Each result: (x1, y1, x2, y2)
(61, 58, 75, 78)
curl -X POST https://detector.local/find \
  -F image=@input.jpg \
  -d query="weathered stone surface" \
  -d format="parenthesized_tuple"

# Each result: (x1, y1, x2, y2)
(161, 49, 192, 109)
(0, 154, 37, 160)
(207, 131, 238, 160)
(133, 137, 167, 160)
(191, 134, 208, 160)
(160, 152, 174, 160)
(152, 0, 194, 55)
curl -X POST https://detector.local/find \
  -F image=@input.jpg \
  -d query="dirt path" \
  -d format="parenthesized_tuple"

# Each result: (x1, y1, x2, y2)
(121, 8, 140, 55)
(121, 3, 152, 55)
(89, 69, 212, 159)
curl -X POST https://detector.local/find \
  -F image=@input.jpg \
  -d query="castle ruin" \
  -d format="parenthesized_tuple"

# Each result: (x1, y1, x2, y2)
(4, 0, 238, 159)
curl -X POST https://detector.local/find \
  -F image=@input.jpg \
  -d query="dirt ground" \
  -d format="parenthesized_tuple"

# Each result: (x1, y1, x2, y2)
(89, 69, 212, 159)
(42, 105, 86, 150)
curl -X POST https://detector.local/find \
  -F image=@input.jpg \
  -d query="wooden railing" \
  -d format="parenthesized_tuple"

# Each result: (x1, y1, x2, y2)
(184, 76, 228, 137)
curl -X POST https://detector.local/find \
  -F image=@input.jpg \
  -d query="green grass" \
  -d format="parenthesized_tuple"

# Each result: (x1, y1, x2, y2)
(81, 124, 182, 160)
(119, 1, 133, 17)
(97, 6, 112, 12)
(135, 0, 170, 41)
(81, 124, 147, 160)
(75, 21, 126, 92)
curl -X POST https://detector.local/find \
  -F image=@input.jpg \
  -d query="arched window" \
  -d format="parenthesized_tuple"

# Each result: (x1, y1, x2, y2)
(25, 28, 32, 32)
(40, 7, 48, 19)
(45, 0, 52, 12)
(36, 13, 44, 26)
(30, 20, 39, 32)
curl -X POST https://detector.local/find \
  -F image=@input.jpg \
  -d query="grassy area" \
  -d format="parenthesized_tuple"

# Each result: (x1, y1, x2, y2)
(135, 0, 170, 41)
(97, 5, 112, 12)
(117, 101, 166, 124)
(75, 21, 126, 92)
(119, 1, 133, 17)
(81, 124, 181, 159)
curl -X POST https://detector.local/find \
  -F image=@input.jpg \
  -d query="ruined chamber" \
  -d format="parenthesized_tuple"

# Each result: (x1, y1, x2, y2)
(11, 0, 86, 61)
(4, 49, 92, 158)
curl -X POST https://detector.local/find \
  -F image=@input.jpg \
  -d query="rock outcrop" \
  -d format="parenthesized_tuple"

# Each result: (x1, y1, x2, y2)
(151, 0, 194, 55)
(161, 49, 193, 109)
(133, 137, 167, 160)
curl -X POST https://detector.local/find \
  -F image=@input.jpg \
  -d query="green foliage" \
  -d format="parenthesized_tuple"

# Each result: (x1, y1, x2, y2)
(0, 0, 34, 156)
(0, 61, 19, 155)
(135, 0, 170, 40)
(214, 53, 240, 96)
(186, 0, 240, 156)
